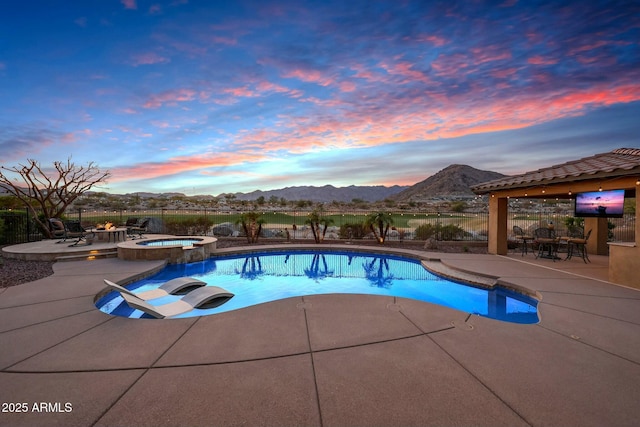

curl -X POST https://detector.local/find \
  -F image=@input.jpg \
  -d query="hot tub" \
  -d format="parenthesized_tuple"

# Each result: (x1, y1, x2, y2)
(117, 236, 217, 264)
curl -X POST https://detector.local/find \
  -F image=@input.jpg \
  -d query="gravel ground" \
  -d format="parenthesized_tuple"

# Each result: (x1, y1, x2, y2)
(0, 247, 55, 288)
(0, 239, 486, 288)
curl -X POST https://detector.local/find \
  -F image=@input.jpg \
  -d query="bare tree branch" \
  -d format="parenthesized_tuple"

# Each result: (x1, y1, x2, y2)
(0, 158, 111, 238)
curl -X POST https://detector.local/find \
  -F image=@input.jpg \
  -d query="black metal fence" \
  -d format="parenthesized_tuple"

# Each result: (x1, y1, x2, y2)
(0, 210, 42, 244)
(2, 207, 635, 245)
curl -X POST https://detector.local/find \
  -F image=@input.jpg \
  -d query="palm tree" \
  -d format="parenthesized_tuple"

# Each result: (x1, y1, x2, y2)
(235, 211, 265, 243)
(305, 208, 334, 243)
(365, 211, 394, 244)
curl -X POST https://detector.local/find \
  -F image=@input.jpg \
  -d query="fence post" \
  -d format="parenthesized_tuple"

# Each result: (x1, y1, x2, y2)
(26, 208, 32, 242)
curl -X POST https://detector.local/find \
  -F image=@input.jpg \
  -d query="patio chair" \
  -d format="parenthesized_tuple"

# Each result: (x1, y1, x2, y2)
(124, 217, 139, 228)
(127, 218, 150, 239)
(512, 225, 532, 256)
(49, 218, 92, 247)
(103, 277, 206, 300)
(119, 286, 235, 318)
(566, 229, 592, 263)
(534, 227, 559, 261)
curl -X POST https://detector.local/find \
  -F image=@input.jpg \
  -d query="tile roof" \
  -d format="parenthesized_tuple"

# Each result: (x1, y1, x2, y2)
(472, 148, 640, 193)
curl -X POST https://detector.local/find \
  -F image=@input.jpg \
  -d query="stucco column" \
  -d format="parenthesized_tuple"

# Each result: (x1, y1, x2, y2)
(584, 217, 608, 255)
(488, 196, 508, 255)
(636, 194, 640, 244)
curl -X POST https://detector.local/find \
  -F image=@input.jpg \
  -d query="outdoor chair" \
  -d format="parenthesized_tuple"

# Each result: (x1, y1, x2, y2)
(566, 229, 592, 263)
(103, 277, 206, 300)
(119, 286, 235, 318)
(512, 225, 532, 256)
(48, 218, 92, 247)
(124, 217, 139, 228)
(48, 218, 66, 240)
(126, 218, 150, 239)
(533, 227, 559, 261)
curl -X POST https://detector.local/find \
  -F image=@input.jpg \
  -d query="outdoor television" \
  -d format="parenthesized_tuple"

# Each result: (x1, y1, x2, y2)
(574, 189, 625, 218)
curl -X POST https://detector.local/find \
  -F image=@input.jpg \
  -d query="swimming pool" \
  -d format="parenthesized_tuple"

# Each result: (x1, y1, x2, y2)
(96, 250, 539, 323)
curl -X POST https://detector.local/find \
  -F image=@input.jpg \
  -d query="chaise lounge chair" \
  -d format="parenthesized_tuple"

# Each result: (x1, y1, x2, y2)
(103, 277, 206, 300)
(119, 286, 235, 318)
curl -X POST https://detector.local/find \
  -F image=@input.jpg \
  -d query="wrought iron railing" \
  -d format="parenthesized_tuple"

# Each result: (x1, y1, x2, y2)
(2, 205, 635, 245)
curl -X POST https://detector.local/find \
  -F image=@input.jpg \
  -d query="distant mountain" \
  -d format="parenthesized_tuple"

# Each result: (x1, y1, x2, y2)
(391, 164, 507, 201)
(232, 184, 409, 203)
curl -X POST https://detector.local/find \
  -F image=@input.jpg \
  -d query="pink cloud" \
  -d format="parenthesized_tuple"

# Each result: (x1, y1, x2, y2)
(121, 0, 137, 10)
(255, 80, 304, 97)
(223, 86, 258, 97)
(413, 34, 448, 47)
(61, 129, 93, 144)
(469, 47, 512, 64)
(431, 53, 471, 76)
(130, 52, 170, 67)
(109, 151, 266, 182)
(338, 81, 357, 92)
(490, 68, 518, 79)
(283, 69, 334, 87)
(568, 40, 609, 55)
(528, 55, 558, 65)
(104, 78, 640, 186)
(211, 36, 237, 46)
(144, 88, 197, 108)
(224, 81, 640, 158)
(150, 120, 172, 129)
(378, 61, 432, 85)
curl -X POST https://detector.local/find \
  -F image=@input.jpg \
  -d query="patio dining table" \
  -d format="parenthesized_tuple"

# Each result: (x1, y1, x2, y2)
(534, 227, 561, 261)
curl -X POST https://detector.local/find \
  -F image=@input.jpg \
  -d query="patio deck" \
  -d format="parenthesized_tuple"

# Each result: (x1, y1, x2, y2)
(1, 242, 639, 426)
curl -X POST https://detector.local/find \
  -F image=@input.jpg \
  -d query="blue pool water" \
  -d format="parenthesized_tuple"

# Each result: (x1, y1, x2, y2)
(137, 238, 202, 247)
(96, 250, 539, 323)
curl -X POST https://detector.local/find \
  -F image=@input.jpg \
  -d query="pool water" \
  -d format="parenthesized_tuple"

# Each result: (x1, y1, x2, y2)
(96, 250, 539, 323)
(137, 238, 202, 247)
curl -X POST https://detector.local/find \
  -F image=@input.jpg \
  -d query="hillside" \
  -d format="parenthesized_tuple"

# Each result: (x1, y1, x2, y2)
(391, 164, 507, 201)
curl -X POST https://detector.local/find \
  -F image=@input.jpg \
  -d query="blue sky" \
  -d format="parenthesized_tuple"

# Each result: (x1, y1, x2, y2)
(1, 0, 639, 195)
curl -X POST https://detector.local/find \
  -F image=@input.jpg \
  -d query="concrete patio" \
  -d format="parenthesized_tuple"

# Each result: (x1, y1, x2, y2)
(1, 242, 640, 426)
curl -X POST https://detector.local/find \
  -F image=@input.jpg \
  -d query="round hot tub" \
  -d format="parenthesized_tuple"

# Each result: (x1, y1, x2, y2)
(117, 236, 217, 264)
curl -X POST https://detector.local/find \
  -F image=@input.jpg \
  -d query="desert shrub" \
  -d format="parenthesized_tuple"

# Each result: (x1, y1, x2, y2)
(414, 223, 466, 241)
(338, 222, 368, 239)
(414, 224, 436, 240)
(164, 216, 213, 235)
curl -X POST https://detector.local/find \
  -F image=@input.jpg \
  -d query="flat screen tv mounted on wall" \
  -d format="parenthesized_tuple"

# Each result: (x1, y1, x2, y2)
(574, 189, 625, 218)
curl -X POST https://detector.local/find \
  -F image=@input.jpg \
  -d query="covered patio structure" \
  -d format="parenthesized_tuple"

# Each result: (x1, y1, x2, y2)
(471, 148, 640, 288)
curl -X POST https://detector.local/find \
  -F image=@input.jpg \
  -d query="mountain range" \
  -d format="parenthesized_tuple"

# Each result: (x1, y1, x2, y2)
(229, 164, 505, 203)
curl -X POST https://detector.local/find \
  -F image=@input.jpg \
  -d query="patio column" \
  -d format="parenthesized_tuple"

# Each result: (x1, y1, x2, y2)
(584, 217, 608, 255)
(488, 195, 508, 255)
(608, 195, 640, 288)
(636, 194, 640, 244)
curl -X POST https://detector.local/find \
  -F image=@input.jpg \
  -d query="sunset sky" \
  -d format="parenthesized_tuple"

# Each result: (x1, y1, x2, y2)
(1, 1, 639, 195)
